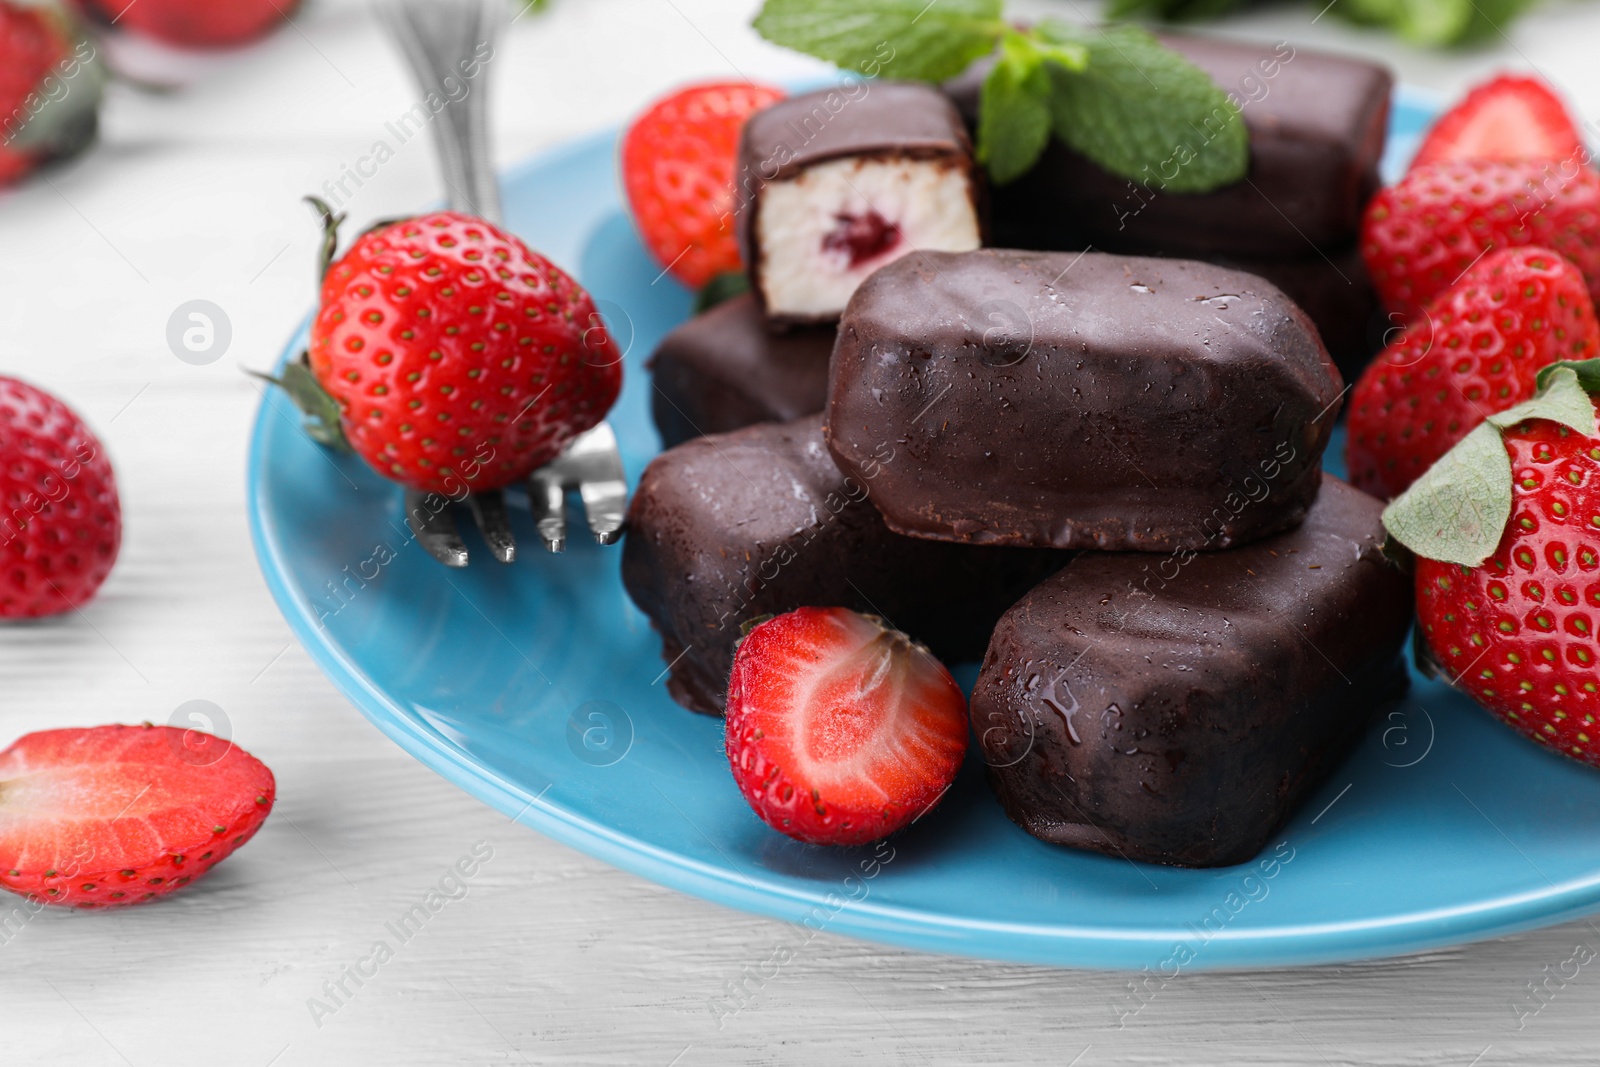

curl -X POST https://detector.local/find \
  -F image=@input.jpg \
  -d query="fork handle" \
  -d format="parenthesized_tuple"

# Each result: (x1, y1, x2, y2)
(379, 0, 504, 224)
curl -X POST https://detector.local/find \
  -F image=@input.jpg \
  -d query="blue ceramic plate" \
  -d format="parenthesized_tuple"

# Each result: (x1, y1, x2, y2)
(248, 90, 1600, 970)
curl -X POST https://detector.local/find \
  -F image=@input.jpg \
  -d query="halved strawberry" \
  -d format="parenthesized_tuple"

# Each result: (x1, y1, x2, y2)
(0, 724, 274, 908)
(1410, 75, 1586, 171)
(724, 607, 968, 846)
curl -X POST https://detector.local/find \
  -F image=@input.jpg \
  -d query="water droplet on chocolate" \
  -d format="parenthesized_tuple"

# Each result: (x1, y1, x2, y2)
(1037, 669, 1080, 745)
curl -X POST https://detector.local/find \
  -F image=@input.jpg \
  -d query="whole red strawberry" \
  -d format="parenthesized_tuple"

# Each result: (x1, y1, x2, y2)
(80, 0, 296, 48)
(0, 376, 120, 619)
(1362, 159, 1600, 323)
(621, 81, 785, 291)
(1413, 417, 1600, 766)
(307, 210, 622, 496)
(0, 0, 102, 185)
(725, 607, 968, 846)
(1410, 74, 1585, 172)
(0, 724, 274, 907)
(1387, 360, 1600, 767)
(1347, 247, 1599, 500)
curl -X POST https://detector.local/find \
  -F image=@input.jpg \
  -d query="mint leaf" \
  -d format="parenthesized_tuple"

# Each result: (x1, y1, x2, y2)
(1034, 38, 1089, 74)
(1383, 363, 1600, 566)
(1036, 22, 1247, 194)
(1382, 422, 1511, 567)
(752, 0, 1004, 81)
(977, 36, 1053, 185)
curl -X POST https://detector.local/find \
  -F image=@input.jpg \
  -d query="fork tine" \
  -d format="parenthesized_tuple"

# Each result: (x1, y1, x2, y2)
(529, 472, 567, 554)
(570, 424, 628, 545)
(467, 490, 516, 563)
(406, 490, 470, 568)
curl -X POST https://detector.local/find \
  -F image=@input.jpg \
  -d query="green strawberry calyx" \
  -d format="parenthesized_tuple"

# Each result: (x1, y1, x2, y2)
(1382, 358, 1600, 567)
(245, 196, 361, 452)
(262, 199, 486, 456)
(249, 353, 350, 453)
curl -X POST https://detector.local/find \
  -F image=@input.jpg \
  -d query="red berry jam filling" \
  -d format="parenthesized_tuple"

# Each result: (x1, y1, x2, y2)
(821, 210, 901, 268)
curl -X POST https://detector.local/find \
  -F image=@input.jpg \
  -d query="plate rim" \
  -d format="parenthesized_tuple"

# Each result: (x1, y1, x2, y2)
(246, 86, 1600, 970)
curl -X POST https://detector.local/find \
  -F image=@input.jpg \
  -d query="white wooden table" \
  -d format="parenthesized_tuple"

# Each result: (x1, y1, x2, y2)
(4, 1, 1600, 1062)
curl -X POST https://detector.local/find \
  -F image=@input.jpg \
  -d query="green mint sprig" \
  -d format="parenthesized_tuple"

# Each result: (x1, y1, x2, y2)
(752, 0, 1010, 82)
(751, 0, 1248, 191)
(1037, 21, 1246, 193)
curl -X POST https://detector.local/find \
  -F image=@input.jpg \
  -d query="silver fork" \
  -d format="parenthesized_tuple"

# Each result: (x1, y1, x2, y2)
(376, 0, 628, 565)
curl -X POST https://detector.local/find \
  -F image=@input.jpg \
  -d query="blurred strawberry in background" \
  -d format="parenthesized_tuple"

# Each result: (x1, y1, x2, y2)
(78, 0, 299, 49)
(0, 0, 103, 185)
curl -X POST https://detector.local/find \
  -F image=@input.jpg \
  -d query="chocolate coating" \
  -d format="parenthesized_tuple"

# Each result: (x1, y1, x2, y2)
(622, 415, 1068, 715)
(648, 294, 834, 449)
(827, 249, 1343, 552)
(1216, 243, 1386, 386)
(945, 34, 1392, 258)
(737, 82, 974, 185)
(734, 82, 981, 323)
(971, 476, 1413, 868)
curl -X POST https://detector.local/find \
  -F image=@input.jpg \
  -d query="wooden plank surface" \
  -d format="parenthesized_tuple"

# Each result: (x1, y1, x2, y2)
(3, 0, 1600, 1062)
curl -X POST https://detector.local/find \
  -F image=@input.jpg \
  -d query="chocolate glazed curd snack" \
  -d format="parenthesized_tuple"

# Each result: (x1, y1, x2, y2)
(734, 82, 983, 324)
(940, 35, 1392, 379)
(942, 34, 1393, 259)
(620, 415, 1068, 715)
(970, 476, 1413, 868)
(647, 293, 834, 449)
(826, 249, 1344, 553)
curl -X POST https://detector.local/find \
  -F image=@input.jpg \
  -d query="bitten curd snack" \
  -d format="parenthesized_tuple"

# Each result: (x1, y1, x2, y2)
(734, 83, 982, 324)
